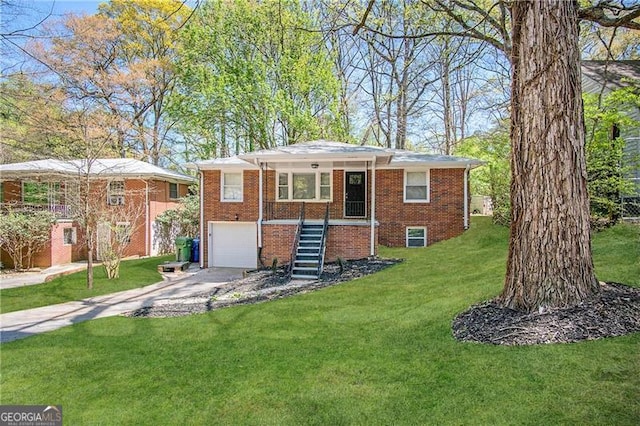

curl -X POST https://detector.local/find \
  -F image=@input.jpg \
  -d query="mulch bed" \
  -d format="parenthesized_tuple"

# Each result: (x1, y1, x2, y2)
(452, 282, 640, 345)
(127, 258, 401, 318)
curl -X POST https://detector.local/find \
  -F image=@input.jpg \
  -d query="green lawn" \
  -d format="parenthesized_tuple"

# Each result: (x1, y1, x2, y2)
(1, 218, 638, 425)
(0, 255, 173, 314)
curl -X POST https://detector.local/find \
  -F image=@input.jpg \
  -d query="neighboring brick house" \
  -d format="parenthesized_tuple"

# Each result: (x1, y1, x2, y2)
(191, 141, 481, 277)
(0, 159, 195, 269)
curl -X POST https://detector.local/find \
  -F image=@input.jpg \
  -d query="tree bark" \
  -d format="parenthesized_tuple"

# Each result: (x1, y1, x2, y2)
(498, 0, 600, 312)
(442, 54, 453, 155)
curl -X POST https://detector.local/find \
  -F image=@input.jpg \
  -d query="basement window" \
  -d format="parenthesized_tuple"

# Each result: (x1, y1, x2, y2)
(406, 227, 427, 247)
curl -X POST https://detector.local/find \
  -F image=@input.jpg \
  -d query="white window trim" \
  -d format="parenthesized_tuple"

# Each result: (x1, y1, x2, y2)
(107, 180, 125, 206)
(22, 181, 58, 205)
(116, 221, 132, 244)
(403, 169, 430, 203)
(169, 182, 179, 200)
(63, 227, 77, 245)
(221, 171, 244, 203)
(406, 226, 427, 248)
(276, 170, 333, 203)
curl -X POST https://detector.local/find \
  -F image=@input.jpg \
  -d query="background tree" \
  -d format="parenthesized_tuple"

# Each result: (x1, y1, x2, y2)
(324, 0, 510, 151)
(0, 75, 74, 163)
(98, 0, 191, 165)
(171, 0, 345, 157)
(454, 124, 510, 225)
(24, 2, 191, 164)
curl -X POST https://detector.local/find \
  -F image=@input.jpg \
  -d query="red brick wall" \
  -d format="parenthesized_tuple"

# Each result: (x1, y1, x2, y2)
(376, 168, 466, 247)
(325, 224, 376, 261)
(119, 179, 148, 258)
(200, 167, 467, 267)
(2, 181, 21, 202)
(202, 170, 260, 223)
(260, 224, 296, 266)
(99, 178, 188, 259)
(260, 223, 376, 267)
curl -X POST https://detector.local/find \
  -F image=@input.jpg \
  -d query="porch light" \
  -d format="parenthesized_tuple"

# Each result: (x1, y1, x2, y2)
(311, 163, 319, 169)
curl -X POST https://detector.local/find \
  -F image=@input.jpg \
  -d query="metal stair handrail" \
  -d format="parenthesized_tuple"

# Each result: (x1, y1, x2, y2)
(317, 203, 330, 277)
(288, 202, 305, 277)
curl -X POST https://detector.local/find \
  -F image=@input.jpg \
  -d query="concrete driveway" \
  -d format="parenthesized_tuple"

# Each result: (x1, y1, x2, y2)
(0, 266, 244, 344)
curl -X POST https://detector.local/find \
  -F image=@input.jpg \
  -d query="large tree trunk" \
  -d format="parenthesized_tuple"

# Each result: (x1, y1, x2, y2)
(498, 0, 600, 313)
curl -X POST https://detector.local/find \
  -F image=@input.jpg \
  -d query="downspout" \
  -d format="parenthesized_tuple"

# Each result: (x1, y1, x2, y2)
(199, 170, 204, 268)
(464, 164, 470, 230)
(370, 157, 376, 257)
(145, 180, 149, 256)
(258, 162, 263, 249)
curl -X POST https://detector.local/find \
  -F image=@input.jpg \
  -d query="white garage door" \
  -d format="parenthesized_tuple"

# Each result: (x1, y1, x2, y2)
(209, 222, 257, 268)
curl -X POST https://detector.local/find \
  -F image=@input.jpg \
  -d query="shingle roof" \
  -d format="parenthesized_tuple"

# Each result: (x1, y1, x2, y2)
(0, 158, 195, 183)
(388, 150, 483, 168)
(239, 140, 393, 159)
(192, 140, 481, 170)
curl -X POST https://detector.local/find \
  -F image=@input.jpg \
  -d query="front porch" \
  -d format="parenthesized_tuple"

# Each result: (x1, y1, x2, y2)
(264, 201, 371, 221)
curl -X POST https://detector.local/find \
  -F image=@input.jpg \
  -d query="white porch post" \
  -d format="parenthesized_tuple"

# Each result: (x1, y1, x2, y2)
(370, 157, 376, 257)
(464, 164, 470, 230)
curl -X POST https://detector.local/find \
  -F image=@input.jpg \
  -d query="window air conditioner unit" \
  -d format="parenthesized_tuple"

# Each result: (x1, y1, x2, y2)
(108, 196, 125, 206)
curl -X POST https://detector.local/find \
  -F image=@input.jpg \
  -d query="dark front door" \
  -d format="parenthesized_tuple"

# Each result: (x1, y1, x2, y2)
(345, 171, 366, 217)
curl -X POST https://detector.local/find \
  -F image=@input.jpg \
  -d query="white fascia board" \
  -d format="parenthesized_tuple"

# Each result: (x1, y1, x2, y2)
(381, 161, 484, 170)
(192, 159, 259, 171)
(239, 153, 392, 163)
(0, 169, 195, 184)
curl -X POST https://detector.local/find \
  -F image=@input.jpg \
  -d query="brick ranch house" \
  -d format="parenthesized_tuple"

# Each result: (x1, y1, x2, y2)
(191, 141, 482, 278)
(0, 158, 195, 269)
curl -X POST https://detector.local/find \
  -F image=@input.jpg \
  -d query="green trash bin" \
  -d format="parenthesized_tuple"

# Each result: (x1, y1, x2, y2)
(175, 237, 193, 262)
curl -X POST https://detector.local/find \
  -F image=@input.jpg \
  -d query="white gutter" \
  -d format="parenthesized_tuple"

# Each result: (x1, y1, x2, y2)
(370, 157, 376, 257)
(199, 170, 204, 268)
(464, 164, 470, 230)
(258, 162, 263, 249)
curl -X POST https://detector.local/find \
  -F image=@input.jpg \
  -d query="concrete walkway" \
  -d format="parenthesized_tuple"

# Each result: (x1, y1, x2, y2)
(0, 266, 244, 344)
(0, 262, 89, 289)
